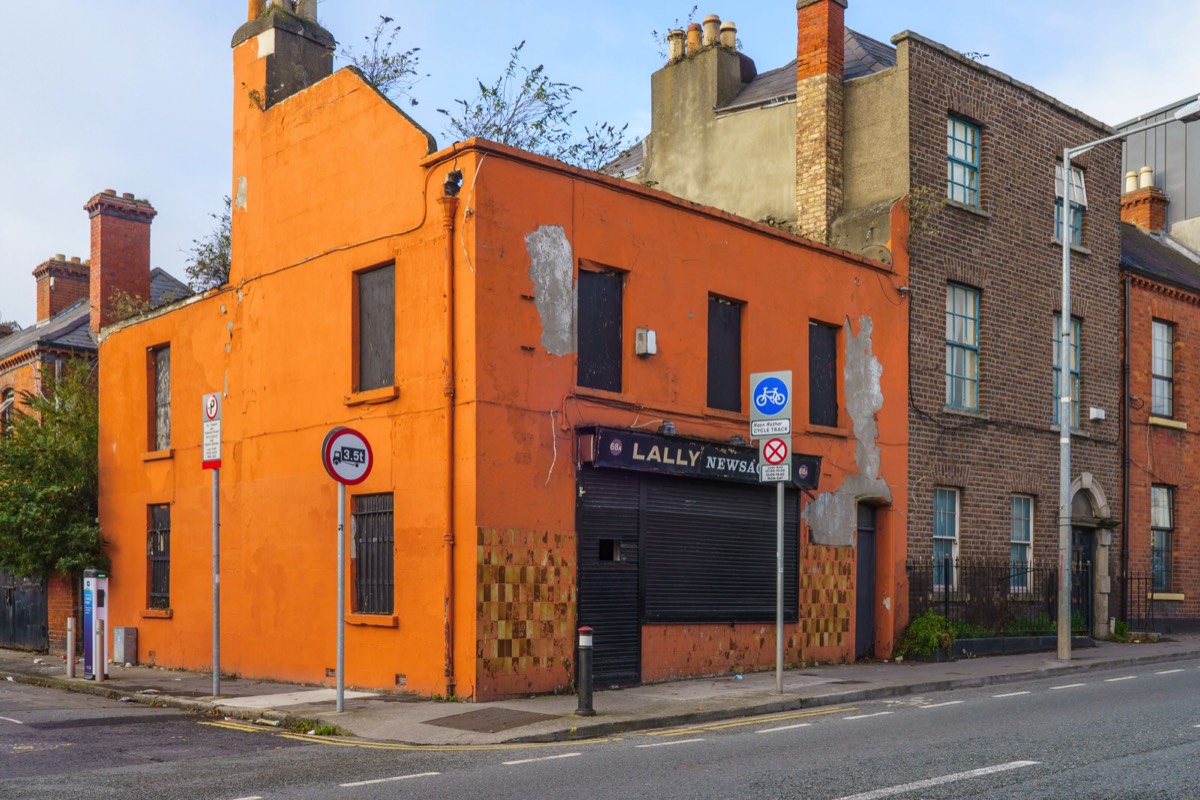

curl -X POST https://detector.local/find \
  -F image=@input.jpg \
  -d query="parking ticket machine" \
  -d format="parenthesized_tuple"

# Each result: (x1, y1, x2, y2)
(83, 568, 109, 679)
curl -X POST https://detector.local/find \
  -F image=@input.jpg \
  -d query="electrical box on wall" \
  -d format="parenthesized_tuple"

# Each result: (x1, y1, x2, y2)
(635, 327, 657, 357)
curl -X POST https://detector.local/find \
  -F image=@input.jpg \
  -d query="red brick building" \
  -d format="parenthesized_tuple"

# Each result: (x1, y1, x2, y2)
(1121, 176, 1200, 631)
(0, 192, 188, 653)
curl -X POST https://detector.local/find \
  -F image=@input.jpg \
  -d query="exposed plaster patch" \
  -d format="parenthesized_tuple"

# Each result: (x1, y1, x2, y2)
(525, 225, 575, 356)
(234, 177, 248, 210)
(803, 316, 892, 546)
(882, 596, 892, 612)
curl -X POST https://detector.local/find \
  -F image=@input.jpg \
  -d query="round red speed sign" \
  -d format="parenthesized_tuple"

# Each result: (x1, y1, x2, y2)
(321, 426, 373, 485)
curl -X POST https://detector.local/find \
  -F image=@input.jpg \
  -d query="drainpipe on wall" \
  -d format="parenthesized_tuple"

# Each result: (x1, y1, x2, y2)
(440, 171, 462, 699)
(1121, 271, 1131, 624)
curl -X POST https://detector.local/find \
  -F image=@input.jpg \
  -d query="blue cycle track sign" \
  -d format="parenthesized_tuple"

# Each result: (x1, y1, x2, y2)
(753, 376, 789, 416)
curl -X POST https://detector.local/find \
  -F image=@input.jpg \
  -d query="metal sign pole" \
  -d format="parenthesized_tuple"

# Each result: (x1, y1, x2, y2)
(212, 467, 220, 697)
(776, 481, 784, 694)
(336, 481, 346, 713)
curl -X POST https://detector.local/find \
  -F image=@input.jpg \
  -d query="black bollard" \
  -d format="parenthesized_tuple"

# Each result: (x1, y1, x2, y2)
(575, 626, 595, 716)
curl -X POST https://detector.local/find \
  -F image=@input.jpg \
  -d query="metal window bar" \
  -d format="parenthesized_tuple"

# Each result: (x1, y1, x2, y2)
(907, 556, 1091, 636)
(147, 505, 170, 610)
(352, 494, 394, 614)
(1126, 572, 1159, 635)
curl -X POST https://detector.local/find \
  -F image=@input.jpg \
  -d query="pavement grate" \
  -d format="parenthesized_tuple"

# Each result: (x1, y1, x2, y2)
(424, 707, 561, 733)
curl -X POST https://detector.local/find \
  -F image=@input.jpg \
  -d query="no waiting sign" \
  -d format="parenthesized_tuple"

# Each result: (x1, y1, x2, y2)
(202, 393, 222, 469)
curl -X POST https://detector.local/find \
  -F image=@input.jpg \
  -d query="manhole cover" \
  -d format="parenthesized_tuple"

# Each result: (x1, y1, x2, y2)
(425, 707, 560, 733)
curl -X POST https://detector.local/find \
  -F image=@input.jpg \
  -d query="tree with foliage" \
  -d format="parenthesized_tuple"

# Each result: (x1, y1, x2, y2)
(341, 15, 425, 104)
(438, 42, 629, 171)
(185, 195, 231, 291)
(0, 360, 106, 578)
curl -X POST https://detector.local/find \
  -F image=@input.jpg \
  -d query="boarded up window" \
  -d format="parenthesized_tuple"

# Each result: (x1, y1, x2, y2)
(147, 504, 170, 610)
(577, 269, 623, 392)
(707, 296, 742, 411)
(356, 264, 395, 392)
(352, 494, 394, 614)
(150, 346, 170, 450)
(809, 322, 838, 427)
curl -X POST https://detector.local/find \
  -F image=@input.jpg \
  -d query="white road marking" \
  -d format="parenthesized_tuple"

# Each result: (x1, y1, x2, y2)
(834, 760, 1041, 800)
(0, 716, 23, 724)
(637, 738, 705, 748)
(231, 796, 264, 800)
(993, 691, 1031, 698)
(756, 723, 812, 734)
(1156, 669, 1185, 675)
(1050, 683, 1086, 690)
(844, 712, 893, 720)
(1105, 676, 1137, 682)
(503, 753, 581, 766)
(920, 701, 964, 709)
(340, 772, 439, 787)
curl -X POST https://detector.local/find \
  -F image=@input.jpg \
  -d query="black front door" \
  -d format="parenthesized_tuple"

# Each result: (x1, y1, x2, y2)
(0, 571, 48, 651)
(1071, 527, 1094, 635)
(855, 505, 877, 660)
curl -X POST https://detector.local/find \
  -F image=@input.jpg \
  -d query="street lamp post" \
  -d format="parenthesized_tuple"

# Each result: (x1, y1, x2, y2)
(1057, 95, 1200, 662)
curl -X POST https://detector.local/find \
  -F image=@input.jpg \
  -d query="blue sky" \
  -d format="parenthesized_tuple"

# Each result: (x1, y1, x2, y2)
(1, 0, 1197, 327)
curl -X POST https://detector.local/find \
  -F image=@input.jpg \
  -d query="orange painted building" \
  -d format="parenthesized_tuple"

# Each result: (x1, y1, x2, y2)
(97, 4, 909, 699)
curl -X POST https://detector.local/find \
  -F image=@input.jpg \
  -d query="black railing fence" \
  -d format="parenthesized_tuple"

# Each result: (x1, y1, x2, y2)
(907, 557, 1092, 636)
(1125, 572, 1159, 634)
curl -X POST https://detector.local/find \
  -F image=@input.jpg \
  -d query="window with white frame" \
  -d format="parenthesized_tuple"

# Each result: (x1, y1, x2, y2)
(933, 488, 959, 589)
(1052, 314, 1081, 428)
(1152, 320, 1175, 418)
(946, 284, 980, 411)
(1055, 164, 1087, 246)
(947, 116, 980, 206)
(1010, 496, 1033, 592)
(1151, 485, 1173, 592)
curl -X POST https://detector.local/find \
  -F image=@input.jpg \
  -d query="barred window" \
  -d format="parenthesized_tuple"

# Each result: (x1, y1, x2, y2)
(352, 493, 394, 614)
(147, 504, 170, 610)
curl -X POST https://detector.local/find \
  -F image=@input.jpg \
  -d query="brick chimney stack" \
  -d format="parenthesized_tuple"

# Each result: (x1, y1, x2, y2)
(795, 0, 847, 243)
(85, 190, 157, 332)
(1121, 166, 1169, 234)
(33, 255, 90, 322)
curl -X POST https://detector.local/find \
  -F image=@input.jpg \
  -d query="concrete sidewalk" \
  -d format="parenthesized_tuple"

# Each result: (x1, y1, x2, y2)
(4, 634, 1199, 746)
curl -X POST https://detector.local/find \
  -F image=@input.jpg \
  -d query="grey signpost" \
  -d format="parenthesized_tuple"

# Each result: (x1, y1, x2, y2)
(750, 370, 792, 695)
(321, 426, 373, 713)
(202, 392, 222, 697)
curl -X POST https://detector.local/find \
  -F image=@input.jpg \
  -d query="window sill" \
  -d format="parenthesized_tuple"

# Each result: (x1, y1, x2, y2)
(573, 385, 626, 403)
(1149, 592, 1184, 602)
(806, 423, 849, 438)
(346, 613, 398, 627)
(1051, 238, 1092, 256)
(1051, 424, 1090, 438)
(141, 608, 173, 619)
(143, 449, 174, 462)
(942, 406, 989, 420)
(945, 199, 991, 219)
(345, 386, 399, 407)
(1149, 416, 1187, 431)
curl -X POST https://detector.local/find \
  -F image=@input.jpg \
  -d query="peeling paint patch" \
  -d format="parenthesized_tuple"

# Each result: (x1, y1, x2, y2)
(525, 225, 575, 356)
(803, 316, 892, 546)
(234, 176, 248, 210)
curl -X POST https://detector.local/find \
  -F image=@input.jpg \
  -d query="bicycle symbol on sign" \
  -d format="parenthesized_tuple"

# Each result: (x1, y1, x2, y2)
(755, 386, 786, 409)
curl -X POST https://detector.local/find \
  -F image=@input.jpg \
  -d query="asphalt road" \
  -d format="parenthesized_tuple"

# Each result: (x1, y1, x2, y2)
(4, 658, 1200, 799)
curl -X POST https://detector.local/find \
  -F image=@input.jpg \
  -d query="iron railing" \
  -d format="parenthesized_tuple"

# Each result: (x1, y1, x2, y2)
(907, 557, 1091, 635)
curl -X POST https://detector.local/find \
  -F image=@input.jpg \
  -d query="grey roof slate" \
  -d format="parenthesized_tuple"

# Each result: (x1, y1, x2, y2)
(1121, 222, 1200, 294)
(0, 268, 192, 363)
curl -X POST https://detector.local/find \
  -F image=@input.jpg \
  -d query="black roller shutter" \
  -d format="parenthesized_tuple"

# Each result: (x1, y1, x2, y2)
(642, 475, 798, 623)
(577, 468, 641, 686)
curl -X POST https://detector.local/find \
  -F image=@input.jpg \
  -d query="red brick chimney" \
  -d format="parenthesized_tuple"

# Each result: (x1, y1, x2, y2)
(33, 255, 90, 322)
(1121, 166, 1168, 234)
(84, 190, 157, 332)
(796, 0, 847, 243)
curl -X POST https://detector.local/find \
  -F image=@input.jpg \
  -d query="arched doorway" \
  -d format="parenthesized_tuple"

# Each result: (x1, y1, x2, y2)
(1068, 474, 1114, 638)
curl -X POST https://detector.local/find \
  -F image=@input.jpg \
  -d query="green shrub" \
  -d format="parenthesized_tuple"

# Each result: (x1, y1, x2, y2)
(897, 611, 954, 658)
